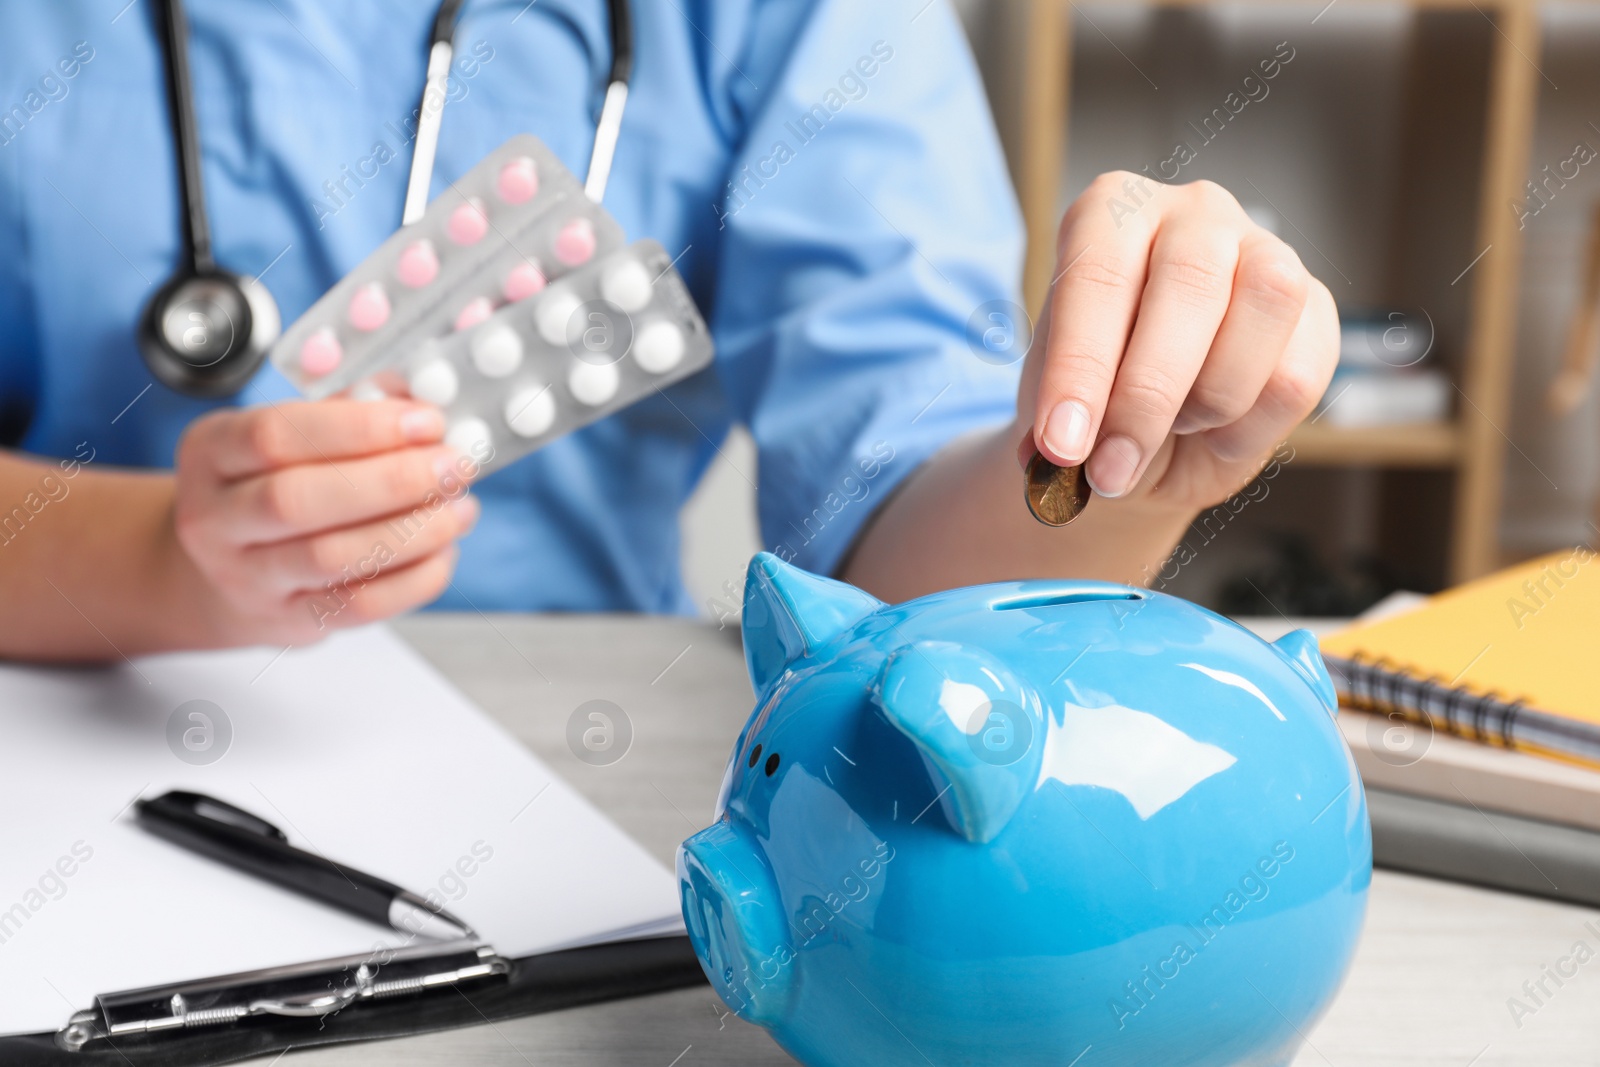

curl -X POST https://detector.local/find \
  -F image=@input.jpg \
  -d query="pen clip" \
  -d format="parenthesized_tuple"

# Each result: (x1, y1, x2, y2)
(137, 790, 288, 842)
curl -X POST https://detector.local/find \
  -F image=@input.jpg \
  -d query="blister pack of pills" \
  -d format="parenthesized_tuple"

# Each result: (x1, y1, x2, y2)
(359, 239, 713, 474)
(270, 135, 624, 399)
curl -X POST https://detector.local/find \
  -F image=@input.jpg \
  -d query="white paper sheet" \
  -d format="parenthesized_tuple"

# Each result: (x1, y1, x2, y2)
(0, 625, 682, 1035)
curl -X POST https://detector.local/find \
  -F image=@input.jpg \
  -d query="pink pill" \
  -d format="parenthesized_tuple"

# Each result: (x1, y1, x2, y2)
(447, 198, 489, 245)
(497, 157, 539, 204)
(454, 296, 494, 332)
(503, 260, 547, 302)
(553, 217, 596, 266)
(347, 282, 390, 332)
(395, 239, 440, 288)
(299, 327, 342, 377)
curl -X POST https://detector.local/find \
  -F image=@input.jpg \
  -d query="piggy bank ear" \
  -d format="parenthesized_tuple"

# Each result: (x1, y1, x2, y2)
(742, 552, 884, 697)
(873, 641, 1045, 844)
(1271, 629, 1338, 716)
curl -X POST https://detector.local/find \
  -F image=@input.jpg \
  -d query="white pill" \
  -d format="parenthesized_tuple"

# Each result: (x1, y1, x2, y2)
(504, 384, 557, 437)
(349, 380, 388, 403)
(568, 360, 619, 406)
(633, 320, 686, 374)
(408, 357, 459, 405)
(599, 257, 654, 312)
(471, 323, 523, 378)
(536, 289, 583, 346)
(445, 417, 493, 460)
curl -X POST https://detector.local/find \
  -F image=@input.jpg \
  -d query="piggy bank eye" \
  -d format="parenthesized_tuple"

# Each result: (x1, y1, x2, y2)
(747, 744, 763, 769)
(764, 752, 780, 777)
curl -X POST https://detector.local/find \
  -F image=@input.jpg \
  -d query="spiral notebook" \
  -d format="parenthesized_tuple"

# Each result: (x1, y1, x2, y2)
(1320, 547, 1600, 766)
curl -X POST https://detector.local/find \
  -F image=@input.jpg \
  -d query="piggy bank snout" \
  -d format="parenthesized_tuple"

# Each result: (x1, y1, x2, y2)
(678, 821, 794, 1025)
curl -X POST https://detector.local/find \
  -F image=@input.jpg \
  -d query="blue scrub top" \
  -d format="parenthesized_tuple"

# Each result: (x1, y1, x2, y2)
(0, 0, 1024, 614)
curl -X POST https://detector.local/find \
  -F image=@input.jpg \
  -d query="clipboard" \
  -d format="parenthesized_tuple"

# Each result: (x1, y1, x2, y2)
(0, 934, 704, 1066)
(0, 626, 700, 1059)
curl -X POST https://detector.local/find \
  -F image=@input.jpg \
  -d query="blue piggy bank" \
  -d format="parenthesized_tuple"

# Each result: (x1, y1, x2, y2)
(678, 554, 1370, 1066)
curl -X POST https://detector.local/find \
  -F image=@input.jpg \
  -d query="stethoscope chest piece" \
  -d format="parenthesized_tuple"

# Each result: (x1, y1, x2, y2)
(138, 268, 280, 398)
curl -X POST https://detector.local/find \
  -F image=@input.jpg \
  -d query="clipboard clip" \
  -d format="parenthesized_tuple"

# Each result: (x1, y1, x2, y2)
(56, 938, 509, 1051)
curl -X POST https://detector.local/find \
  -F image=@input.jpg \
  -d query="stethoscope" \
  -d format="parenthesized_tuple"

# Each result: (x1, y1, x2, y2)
(138, 0, 633, 399)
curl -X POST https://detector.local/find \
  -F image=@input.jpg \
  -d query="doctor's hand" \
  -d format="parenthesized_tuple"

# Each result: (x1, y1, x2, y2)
(1018, 173, 1338, 510)
(169, 399, 479, 645)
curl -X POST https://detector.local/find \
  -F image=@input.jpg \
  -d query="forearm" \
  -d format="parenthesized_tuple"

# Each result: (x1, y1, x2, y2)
(0, 451, 218, 661)
(842, 422, 1197, 603)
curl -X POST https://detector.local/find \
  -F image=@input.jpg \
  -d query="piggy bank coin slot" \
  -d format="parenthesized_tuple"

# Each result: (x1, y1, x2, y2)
(991, 590, 1145, 612)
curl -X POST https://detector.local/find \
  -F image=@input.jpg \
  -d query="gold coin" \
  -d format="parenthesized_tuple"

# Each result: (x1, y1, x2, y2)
(1024, 452, 1090, 527)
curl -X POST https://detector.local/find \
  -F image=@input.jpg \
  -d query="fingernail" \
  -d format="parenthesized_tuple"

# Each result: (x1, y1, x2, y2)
(1042, 400, 1091, 463)
(400, 406, 446, 442)
(451, 493, 480, 529)
(1085, 435, 1142, 498)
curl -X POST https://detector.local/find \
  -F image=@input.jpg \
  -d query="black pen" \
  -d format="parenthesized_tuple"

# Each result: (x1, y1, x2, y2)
(134, 790, 475, 942)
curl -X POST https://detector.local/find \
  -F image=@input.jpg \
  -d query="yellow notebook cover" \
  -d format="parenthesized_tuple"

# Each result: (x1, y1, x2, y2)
(1321, 547, 1600, 749)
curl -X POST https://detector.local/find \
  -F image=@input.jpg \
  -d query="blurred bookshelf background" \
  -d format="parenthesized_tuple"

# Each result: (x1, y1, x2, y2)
(678, 0, 1600, 620)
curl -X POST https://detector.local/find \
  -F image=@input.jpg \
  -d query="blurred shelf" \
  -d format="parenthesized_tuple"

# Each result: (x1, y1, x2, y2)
(1133, 0, 1540, 9)
(1285, 421, 1461, 467)
(996, 0, 1543, 581)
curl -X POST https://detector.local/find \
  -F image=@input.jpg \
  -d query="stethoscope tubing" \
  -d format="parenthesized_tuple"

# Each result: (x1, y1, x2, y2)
(146, 0, 633, 397)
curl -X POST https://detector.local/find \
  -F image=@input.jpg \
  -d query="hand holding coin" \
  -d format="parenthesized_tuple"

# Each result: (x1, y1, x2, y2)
(1024, 452, 1090, 527)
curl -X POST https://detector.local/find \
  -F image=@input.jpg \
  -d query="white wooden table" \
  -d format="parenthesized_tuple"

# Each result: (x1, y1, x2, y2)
(252, 614, 1600, 1066)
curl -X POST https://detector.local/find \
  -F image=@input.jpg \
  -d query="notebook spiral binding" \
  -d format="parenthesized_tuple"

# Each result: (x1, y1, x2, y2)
(1325, 651, 1528, 750)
